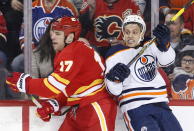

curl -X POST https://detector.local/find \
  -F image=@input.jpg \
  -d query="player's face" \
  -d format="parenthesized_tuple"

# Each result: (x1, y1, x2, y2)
(50, 29, 65, 52)
(165, 14, 183, 40)
(123, 24, 142, 47)
(181, 56, 194, 73)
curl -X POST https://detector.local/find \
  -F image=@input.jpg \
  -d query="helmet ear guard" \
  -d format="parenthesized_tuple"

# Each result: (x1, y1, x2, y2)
(51, 16, 81, 41)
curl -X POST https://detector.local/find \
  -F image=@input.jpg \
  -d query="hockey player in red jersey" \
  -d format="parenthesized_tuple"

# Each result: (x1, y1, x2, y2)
(6, 16, 117, 131)
(105, 15, 182, 131)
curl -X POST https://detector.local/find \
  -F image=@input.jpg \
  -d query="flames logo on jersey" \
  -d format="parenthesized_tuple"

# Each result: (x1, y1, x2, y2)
(135, 55, 156, 82)
(34, 17, 53, 42)
(94, 16, 122, 42)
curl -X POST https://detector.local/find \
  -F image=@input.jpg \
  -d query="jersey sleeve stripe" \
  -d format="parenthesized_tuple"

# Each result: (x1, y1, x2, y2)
(67, 97, 81, 102)
(118, 91, 167, 101)
(74, 79, 103, 94)
(71, 83, 104, 98)
(51, 73, 70, 85)
(120, 97, 153, 107)
(67, 85, 105, 102)
(122, 86, 166, 93)
(158, 59, 175, 67)
(43, 78, 61, 94)
(47, 76, 68, 97)
(92, 102, 108, 131)
(87, 85, 105, 96)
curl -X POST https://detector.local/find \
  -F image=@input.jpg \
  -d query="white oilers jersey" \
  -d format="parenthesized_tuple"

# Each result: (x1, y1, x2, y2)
(105, 42, 175, 113)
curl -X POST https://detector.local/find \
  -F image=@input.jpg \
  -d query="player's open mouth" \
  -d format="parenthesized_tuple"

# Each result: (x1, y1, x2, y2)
(128, 40, 134, 43)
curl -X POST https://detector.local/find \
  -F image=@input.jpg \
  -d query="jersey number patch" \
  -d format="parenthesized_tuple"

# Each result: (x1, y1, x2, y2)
(59, 51, 104, 72)
(60, 61, 73, 72)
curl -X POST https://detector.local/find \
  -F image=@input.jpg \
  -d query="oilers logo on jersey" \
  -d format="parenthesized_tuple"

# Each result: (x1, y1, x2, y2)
(135, 55, 156, 82)
(33, 17, 53, 42)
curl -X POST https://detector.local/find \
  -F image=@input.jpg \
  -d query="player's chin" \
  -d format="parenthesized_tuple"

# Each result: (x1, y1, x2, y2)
(52, 44, 57, 50)
(126, 42, 138, 48)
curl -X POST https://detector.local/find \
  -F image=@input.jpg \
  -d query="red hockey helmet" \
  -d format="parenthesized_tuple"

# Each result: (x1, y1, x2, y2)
(51, 16, 81, 40)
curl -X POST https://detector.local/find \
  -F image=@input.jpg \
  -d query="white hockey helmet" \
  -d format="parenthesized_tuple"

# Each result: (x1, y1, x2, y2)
(122, 15, 146, 34)
(122, 15, 146, 43)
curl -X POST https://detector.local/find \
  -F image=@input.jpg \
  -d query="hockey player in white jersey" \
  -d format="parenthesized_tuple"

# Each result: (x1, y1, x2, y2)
(105, 15, 183, 131)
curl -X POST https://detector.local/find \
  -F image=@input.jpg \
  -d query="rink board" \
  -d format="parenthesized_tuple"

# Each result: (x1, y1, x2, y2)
(0, 100, 193, 131)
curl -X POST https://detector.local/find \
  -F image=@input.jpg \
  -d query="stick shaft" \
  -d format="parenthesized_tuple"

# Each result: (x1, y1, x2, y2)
(31, 96, 42, 108)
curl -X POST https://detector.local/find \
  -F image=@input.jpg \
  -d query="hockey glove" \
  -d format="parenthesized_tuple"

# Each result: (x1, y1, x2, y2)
(6, 72, 31, 93)
(36, 99, 60, 122)
(153, 24, 170, 52)
(106, 63, 130, 82)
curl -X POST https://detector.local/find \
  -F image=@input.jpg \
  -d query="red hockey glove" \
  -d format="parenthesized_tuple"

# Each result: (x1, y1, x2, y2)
(36, 99, 60, 122)
(6, 72, 30, 93)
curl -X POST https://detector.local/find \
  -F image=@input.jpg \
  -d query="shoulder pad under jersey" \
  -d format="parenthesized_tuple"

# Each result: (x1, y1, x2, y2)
(105, 44, 129, 59)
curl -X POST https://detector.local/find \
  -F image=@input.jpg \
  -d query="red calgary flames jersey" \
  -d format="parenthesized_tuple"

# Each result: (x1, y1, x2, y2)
(86, 0, 140, 47)
(28, 41, 109, 106)
(0, 11, 7, 34)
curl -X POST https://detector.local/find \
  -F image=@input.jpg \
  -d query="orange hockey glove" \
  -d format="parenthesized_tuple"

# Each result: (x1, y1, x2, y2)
(6, 72, 31, 93)
(36, 99, 60, 122)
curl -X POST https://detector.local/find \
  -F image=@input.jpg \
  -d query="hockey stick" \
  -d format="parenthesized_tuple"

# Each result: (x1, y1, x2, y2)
(171, 0, 194, 22)
(31, 96, 42, 108)
(126, 0, 194, 67)
(31, 96, 78, 116)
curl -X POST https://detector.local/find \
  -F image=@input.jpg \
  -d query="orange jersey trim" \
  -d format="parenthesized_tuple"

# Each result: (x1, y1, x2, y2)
(119, 91, 167, 101)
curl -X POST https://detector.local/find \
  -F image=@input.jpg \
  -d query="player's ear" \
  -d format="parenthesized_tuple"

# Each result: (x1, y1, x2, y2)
(140, 33, 144, 41)
(122, 31, 126, 41)
(65, 33, 74, 44)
